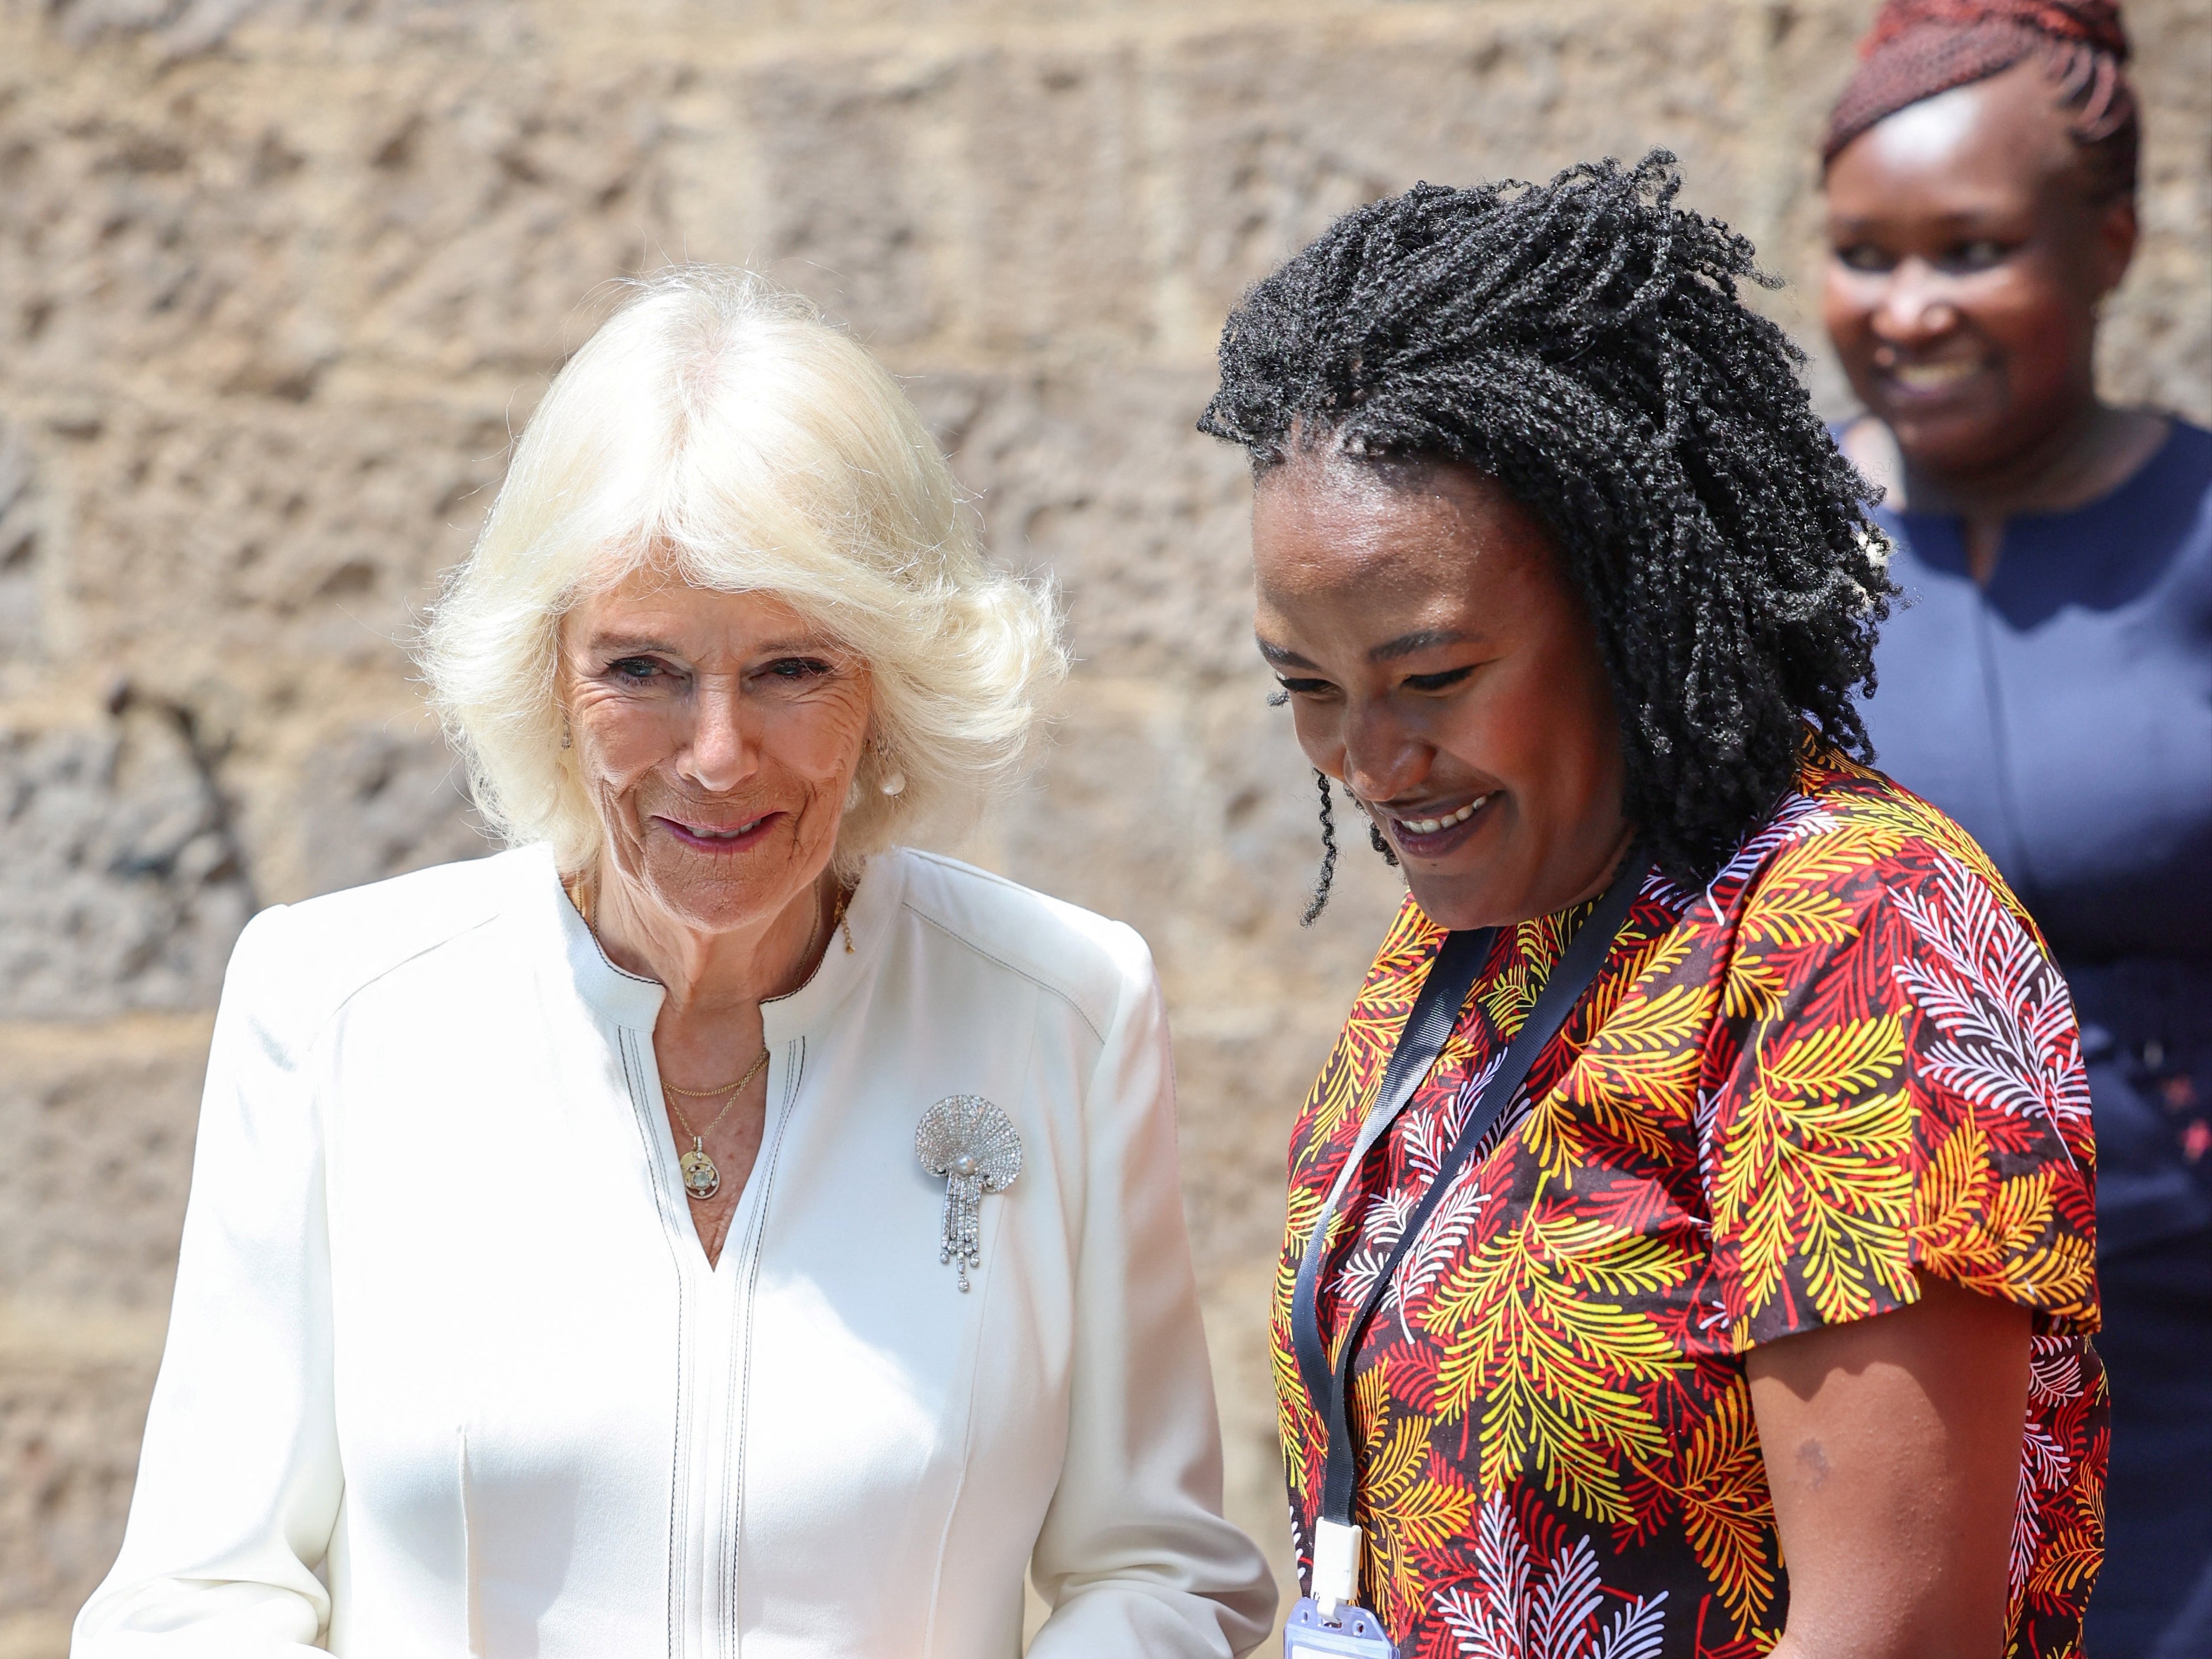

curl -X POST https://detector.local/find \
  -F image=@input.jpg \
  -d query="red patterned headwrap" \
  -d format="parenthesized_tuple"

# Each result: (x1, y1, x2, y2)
(1822, 0, 2138, 191)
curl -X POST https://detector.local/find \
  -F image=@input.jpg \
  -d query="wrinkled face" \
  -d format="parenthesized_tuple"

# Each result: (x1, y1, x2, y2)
(1251, 452, 1628, 932)
(1823, 60, 2135, 478)
(557, 564, 873, 934)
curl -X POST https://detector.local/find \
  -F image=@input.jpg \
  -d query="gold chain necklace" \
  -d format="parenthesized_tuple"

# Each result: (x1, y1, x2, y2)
(567, 875, 850, 1203)
(663, 1046, 771, 1202)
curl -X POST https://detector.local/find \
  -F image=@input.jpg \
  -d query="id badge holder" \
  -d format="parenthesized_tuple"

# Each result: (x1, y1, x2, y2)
(1284, 1596, 1397, 1658)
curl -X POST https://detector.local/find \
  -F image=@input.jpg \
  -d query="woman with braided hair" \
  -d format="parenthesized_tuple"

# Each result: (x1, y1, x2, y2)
(1204, 154, 2102, 1658)
(1823, 2, 2212, 1651)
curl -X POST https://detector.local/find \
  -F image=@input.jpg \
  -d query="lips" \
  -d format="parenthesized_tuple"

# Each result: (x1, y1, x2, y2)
(1384, 793, 1494, 856)
(1876, 355, 1990, 401)
(657, 811, 779, 853)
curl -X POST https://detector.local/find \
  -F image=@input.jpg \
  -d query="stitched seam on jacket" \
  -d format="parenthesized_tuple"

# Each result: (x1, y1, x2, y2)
(618, 1028, 690, 1659)
(903, 905, 1109, 1042)
(294, 908, 505, 1062)
(920, 985, 1045, 1657)
(726, 1034, 805, 1659)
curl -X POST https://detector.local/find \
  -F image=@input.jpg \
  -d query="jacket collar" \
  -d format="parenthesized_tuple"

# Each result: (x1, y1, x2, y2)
(528, 841, 905, 1038)
(763, 848, 904, 1048)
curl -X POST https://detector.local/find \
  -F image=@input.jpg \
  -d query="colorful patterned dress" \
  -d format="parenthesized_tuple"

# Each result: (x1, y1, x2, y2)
(1274, 746, 2106, 1659)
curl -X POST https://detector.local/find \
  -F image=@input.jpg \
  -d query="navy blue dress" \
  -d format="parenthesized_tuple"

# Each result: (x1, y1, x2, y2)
(1861, 419, 2212, 1658)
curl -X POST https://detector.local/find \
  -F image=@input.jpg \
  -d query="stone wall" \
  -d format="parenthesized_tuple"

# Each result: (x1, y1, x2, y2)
(1, 0, 2206, 1650)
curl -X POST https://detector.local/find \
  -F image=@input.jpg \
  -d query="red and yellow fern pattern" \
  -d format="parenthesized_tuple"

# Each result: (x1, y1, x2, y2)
(1274, 749, 2106, 1659)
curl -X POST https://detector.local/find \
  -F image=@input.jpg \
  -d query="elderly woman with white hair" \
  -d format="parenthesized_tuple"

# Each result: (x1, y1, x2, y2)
(74, 270, 1277, 1658)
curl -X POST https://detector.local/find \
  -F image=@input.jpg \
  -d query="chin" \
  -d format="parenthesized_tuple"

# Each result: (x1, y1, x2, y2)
(1402, 866, 1518, 935)
(639, 846, 801, 935)
(1878, 399, 2013, 474)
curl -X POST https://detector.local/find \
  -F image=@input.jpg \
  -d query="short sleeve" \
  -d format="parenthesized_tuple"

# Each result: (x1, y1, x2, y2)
(1701, 827, 2099, 1350)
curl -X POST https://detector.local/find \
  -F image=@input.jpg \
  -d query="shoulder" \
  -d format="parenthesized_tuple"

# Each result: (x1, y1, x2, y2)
(884, 849, 1153, 1042)
(2115, 418, 2212, 545)
(2164, 416, 2212, 475)
(1684, 746, 2055, 1020)
(1722, 746, 2029, 927)
(221, 848, 535, 1049)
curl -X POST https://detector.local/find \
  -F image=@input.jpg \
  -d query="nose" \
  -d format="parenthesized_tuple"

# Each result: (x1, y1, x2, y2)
(1339, 698, 1432, 808)
(678, 674, 758, 793)
(1871, 257, 1960, 349)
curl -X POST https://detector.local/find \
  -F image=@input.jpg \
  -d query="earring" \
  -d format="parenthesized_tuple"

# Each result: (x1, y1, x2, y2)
(561, 721, 572, 750)
(873, 734, 906, 797)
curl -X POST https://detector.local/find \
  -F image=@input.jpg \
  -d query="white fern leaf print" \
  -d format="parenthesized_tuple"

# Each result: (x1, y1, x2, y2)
(2029, 1333, 2084, 1407)
(1529, 1537, 1604, 1659)
(1440, 1499, 1670, 1659)
(1387, 1173, 1492, 1335)
(1889, 854, 2088, 1154)
(1589, 1595, 1669, 1659)
(1702, 793, 1836, 911)
(2021, 1418, 2071, 1492)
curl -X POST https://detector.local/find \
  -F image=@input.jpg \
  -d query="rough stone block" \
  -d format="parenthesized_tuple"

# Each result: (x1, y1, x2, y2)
(1164, 8, 1754, 338)
(1173, 1014, 1344, 1286)
(0, 1349, 156, 1632)
(296, 723, 490, 898)
(0, 419, 39, 664)
(2102, 0, 2212, 424)
(325, 59, 683, 379)
(0, 714, 253, 1021)
(959, 45, 1154, 354)
(733, 51, 961, 348)
(914, 367, 1260, 677)
(49, 400, 504, 680)
(0, 1028, 207, 1312)
(0, 29, 675, 396)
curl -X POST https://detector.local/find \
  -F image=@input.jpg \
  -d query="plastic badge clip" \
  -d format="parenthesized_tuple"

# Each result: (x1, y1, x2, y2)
(1284, 1597, 1397, 1659)
(1284, 1521, 1396, 1658)
(1311, 1518, 1361, 1623)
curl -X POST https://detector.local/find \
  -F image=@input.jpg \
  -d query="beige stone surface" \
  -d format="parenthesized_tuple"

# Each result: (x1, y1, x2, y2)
(1, 0, 2206, 1646)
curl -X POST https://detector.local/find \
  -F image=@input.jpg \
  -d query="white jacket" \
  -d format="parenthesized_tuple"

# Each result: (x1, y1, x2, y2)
(74, 845, 1276, 1657)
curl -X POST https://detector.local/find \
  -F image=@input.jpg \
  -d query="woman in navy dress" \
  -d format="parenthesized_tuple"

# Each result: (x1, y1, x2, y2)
(1823, 2, 2212, 1651)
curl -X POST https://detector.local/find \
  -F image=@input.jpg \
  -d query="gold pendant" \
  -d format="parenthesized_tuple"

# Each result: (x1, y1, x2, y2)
(679, 1139, 721, 1202)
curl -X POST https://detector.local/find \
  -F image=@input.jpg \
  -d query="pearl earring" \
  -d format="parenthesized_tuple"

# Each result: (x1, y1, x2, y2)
(872, 733, 905, 796)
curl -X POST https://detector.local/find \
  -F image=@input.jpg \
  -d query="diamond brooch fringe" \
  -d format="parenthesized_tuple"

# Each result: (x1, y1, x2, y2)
(915, 1094, 1023, 1292)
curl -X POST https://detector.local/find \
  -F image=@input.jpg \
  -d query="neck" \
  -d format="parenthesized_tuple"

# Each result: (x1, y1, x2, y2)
(584, 868, 835, 1016)
(1892, 396, 2161, 521)
(1559, 821, 1639, 914)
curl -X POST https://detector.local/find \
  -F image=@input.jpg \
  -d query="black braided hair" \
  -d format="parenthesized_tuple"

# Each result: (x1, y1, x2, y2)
(1300, 770, 1340, 927)
(1202, 151, 1894, 888)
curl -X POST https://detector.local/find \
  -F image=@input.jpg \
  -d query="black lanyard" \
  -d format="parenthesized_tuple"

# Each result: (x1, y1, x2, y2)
(1290, 851, 1649, 1536)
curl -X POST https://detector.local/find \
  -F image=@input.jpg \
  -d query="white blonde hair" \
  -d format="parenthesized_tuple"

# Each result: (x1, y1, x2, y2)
(420, 267, 1064, 880)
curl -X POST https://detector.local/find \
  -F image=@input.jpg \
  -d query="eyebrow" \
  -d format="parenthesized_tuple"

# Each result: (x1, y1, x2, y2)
(1368, 628, 1477, 663)
(1829, 207, 2020, 233)
(587, 633, 834, 657)
(1255, 628, 1481, 670)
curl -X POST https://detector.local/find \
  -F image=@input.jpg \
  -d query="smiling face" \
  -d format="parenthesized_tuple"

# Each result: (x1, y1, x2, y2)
(557, 562, 874, 937)
(1822, 59, 2135, 481)
(1252, 452, 1629, 932)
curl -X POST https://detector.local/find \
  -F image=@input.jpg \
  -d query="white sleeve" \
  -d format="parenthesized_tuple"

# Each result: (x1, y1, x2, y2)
(1026, 933, 1279, 1658)
(74, 905, 342, 1655)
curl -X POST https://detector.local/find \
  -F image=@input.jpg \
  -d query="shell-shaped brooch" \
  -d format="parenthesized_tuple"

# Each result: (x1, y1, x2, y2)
(915, 1095, 1022, 1292)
